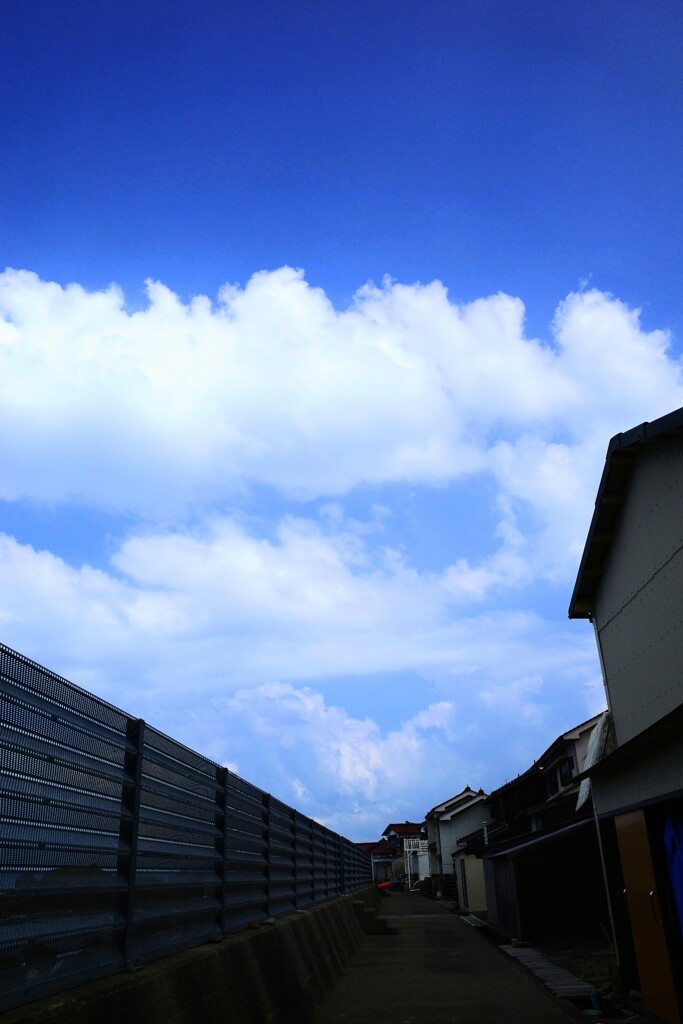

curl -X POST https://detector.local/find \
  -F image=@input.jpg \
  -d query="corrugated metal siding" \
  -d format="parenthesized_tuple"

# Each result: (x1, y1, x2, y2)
(592, 731, 683, 817)
(595, 440, 683, 745)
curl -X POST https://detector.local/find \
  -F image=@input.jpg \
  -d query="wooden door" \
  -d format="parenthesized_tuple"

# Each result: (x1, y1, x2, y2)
(616, 810, 680, 1024)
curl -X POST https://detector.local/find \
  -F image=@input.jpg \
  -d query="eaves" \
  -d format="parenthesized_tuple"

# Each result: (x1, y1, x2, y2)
(569, 406, 683, 619)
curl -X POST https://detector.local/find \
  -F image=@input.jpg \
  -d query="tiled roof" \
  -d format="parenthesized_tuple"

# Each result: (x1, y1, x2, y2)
(363, 838, 395, 856)
(382, 822, 423, 836)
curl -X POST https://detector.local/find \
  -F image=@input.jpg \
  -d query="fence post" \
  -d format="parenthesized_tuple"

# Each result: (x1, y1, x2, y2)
(293, 810, 299, 909)
(216, 766, 228, 936)
(338, 835, 346, 896)
(263, 792, 271, 918)
(119, 717, 145, 971)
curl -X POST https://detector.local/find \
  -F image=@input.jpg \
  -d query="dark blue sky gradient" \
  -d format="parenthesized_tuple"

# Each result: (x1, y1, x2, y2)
(2, 0, 681, 339)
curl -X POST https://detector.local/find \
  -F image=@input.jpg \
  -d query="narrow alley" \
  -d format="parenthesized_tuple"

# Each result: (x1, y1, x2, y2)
(312, 893, 581, 1024)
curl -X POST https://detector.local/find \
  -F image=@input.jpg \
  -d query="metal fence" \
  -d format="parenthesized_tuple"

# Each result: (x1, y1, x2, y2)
(0, 642, 372, 1012)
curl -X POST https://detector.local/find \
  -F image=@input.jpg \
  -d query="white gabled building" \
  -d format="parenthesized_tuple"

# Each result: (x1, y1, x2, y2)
(425, 786, 491, 912)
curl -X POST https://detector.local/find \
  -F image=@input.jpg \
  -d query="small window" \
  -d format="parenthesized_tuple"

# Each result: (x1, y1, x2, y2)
(559, 756, 575, 787)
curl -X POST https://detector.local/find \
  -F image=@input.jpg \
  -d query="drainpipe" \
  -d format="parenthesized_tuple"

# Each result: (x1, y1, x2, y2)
(591, 798, 620, 966)
(589, 614, 620, 963)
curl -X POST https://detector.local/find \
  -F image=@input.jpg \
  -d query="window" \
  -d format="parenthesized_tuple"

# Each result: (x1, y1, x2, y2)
(559, 755, 575, 787)
(545, 754, 576, 797)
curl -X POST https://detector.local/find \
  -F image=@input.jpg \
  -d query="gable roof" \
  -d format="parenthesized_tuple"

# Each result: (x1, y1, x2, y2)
(569, 406, 683, 619)
(382, 822, 423, 837)
(534, 712, 604, 766)
(485, 714, 603, 802)
(361, 838, 396, 857)
(425, 786, 485, 820)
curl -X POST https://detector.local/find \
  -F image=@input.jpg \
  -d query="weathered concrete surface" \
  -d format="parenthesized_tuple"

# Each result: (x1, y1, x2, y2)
(311, 893, 576, 1024)
(500, 945, 595, 998)
(2, 887, 380, 1024)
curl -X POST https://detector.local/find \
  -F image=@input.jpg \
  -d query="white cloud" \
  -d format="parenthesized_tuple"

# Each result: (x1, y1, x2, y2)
(227, 682, 459, 806)
(1, 266, 679, 837)
(2, 269, 680, 530)
(0, 515, 593, 692)
(0, 516, 600, 838)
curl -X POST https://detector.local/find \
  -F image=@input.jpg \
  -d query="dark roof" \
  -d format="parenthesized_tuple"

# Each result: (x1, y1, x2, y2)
(569, 406, 683, 619)
(533, 713, 604, 766)
(382, 822, 423, 836)
(355, 838, 395, 856)
(485, 763, 539, 801)
(484, 714, 603, 804)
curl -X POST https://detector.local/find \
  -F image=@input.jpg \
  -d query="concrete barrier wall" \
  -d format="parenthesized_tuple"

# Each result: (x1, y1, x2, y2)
(3, 887, 381, 1024)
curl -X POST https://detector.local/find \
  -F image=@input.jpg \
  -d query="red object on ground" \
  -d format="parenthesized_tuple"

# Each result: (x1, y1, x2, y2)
(376, 881, 392, 890)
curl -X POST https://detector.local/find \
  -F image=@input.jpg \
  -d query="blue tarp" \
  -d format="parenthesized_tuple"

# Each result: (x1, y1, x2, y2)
(664, 812, 683, 939)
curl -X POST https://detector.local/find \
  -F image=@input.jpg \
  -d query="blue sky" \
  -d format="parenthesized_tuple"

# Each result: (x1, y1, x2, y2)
(1, 0, 682, 839)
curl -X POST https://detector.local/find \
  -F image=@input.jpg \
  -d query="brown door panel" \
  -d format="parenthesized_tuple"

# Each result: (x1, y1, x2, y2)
(616, 810, 680, 1024)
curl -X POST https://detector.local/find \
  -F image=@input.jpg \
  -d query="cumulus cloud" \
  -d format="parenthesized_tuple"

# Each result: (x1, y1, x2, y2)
(1, 266, 679, 836)
(225, 682, 468, 826)
(2, 268, 680, 523)
(0, 516, 596, 695)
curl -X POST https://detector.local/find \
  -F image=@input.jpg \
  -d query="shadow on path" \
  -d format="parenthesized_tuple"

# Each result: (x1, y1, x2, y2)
(311, 892, 574, 1024)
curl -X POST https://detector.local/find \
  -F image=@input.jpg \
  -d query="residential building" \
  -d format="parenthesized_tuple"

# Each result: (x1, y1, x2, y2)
(425, 787, 490, 910)
(570, 406, 683, 1024)
(354, 838, 395, 882)
(356, 822, 426, 882)
(462, 715, 608, 942)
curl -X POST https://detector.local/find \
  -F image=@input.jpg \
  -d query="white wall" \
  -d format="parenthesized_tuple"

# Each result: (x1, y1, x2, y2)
(435, 797, 491, 912)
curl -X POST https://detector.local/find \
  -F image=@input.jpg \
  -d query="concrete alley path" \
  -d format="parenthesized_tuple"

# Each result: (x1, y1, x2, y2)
(311, 893, 575, 1024)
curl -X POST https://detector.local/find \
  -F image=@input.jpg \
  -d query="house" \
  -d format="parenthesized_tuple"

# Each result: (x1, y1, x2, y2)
(356, 822, 426, 882)
(424, 787, 490, 909)
(569, 406, 683, 1024)
(461, 715, 609, 941)
(382, 822, 424, 850)
(354, 838, 395, 882)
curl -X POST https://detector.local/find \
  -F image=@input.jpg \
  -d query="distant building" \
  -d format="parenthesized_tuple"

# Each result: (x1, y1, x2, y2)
(425, 787, 490, 910)
(461, 715, 607, 939)
(356, 822, 426, 882)
(381, 822, 424, 849)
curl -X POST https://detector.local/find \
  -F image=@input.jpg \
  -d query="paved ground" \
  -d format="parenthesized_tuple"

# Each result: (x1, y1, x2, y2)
(311, 893, 577, 1024)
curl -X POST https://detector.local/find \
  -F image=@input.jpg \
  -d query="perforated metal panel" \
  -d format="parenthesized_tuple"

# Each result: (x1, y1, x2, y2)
(0, 643, 372, 1012)
(0, 645, 131, 1011)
